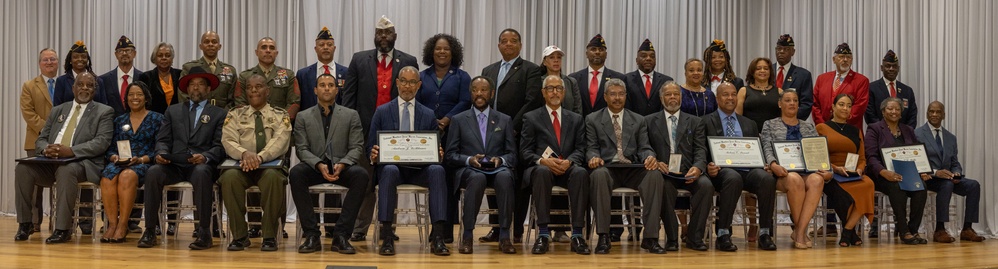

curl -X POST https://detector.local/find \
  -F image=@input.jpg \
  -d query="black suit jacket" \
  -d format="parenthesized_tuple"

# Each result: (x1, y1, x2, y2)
(445, 108, 517, 192)
(585, 108, 654, 163)
(865, 78, 917, 128)
(98, 68, 143, 115)
(645, 111, 708, 174)
(774, 63, 814, 120)
(342, 49, 419, 136)
(569, 67, 626, 116)
(700, 110, 759, 162)
(480, 57, 542, 132)
(624, 70, 674, 116)
(520, 106, 586, 167)
(137, 68, 182, 114)
(155, 101, 227, 166)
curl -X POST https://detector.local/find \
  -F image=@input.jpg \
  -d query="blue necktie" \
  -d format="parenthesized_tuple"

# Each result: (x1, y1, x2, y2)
(190, 102, 200, 129)
(47, 78, 55, 104)
(400, 102, 411, 131)
(478, 113, 488, 147)
(935, 129, 943, 150)
(725, 115, 736, 137)
(494, 62, 511, 107)
(669, 115, 678, 153)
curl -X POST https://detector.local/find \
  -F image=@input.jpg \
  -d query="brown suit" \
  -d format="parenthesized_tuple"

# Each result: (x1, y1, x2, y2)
(19, 75, 53, 151)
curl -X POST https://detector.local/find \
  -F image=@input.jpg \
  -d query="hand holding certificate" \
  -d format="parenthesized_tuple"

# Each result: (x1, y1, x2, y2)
(708, 137, 766, 168)
(772, 141, 805, 172)
(377, 131, 441, 164)
(800, 137, 831, 172)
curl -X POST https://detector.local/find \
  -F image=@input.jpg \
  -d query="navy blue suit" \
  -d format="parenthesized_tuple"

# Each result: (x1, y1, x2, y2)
(416, 67, 471, 120)
(774, 63, 814, 120)
(445, 108, 517, 233)
(865, 78, 918, 128)
(97, 68, 144, 115)
(296, 62, 348, 111)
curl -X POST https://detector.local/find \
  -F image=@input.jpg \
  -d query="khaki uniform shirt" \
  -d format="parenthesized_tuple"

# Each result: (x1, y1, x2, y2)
(221, 103, 291, 162)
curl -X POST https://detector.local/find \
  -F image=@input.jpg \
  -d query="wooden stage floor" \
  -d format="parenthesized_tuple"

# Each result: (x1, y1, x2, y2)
(1, 216, 995, 268)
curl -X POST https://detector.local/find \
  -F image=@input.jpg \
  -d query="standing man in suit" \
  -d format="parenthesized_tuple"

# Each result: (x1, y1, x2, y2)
(368, 66, 450, 256)
(289, 74, 371, 254)
(521, 75, 591, 255)
(916, 101, 985, 243)
(866, 50, 917, 128)
(297, 27, 348, 110)
(136, 67, 228, 250)
(479, 28, 543, 243)
(13, 72, 113, 243)
(218, 74, 291, 251)
(700, 82, 778, 251)
(98, 35, 142, 116)
(812, 43, 870, 128)
(773, 34, 815, 120)
(342, 16, 419, 241)
(19, 48, 59, 233)
(570, 34, 626, 116)
(626, 39, 674, 116)
(586, 78, 665, 254)
(179, 31, 239, 109)
(447, 76, 519, 254)
(645, 82, 714, 252)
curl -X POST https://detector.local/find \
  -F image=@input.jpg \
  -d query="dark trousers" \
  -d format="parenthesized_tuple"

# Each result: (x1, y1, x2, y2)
(143, 163, 217, 230)
(925, 177, 980, 223)
(711, 168, 776, 234)
(528, 165, 589, 229)
(377, 164, 449, 222)
(459, 168, 515, 234)
(289, 163, 370, 237)
(664, 174, 714, 242)
(873, 176, 927, 236)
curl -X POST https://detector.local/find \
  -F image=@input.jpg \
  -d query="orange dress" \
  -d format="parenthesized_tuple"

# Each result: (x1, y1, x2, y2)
(816, 123, 875, 220)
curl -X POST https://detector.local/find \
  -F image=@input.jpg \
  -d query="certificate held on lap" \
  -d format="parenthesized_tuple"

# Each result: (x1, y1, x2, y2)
(707, 137, 766, 168)
(377, 131, 441, 164)
(880, 144, 932, 173)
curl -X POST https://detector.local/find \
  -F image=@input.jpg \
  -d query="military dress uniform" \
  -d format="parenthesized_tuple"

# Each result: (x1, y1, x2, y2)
(180, 57, 239, 109)
(235, 65, 302, 120)
(219, 104, 292, 241)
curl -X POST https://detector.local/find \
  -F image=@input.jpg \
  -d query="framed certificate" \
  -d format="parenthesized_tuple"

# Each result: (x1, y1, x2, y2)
(377, 131, 441, 164)
(880, 144, 932, 173)
(707, 137, 766, 168)
(772, 140, 805, 172)
(800, 137, 831, 172)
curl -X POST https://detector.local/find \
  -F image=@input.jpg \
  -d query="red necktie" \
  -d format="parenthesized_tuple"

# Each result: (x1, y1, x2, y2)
(711, 75, 720, 82)
(380, 53, 388, 68)
(323, 64, 331, 75)
(644, 74, 652, 97)
(589, 70, 600, 107)
(552, 110, 561, 146)
(833, 75, 842, 90)
(776, 66, 785, 89)
(889, 82, 897, 98)
(120, 74, 130, 103)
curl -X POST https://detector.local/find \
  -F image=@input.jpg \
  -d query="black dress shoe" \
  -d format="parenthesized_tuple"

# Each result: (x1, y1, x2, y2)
(499, 238, 517, 254)
(167, 224, 176, 236)
(189, 234, 213, 250)
(430, 237, 450, 256)
(155, 225, 162, 236)
(379, 239, 396, 256)
(192, 227, 200, 238)
(914, 234, 928, 244)
(868, 218, 879, 238)
(665, 240, 680, 252)
(14, 223, 33, 241)
(227, 236, 251, 251)
(513, 234, 523, 244)
(594, 235, 612, 254)
(128, 222, 143, 233)
(260, 238, 278, 251)
(459, 236, 474, 254)
(331, 235, 357, 254)
(212, 228, 222, 238)
(715, 234, 738, 252)
(137, 231, 158, 248)
(282, 230, 289, 239)
(609, 233, 622, 242)
(641, 238, 666, 254)
(349, 232, 366, 242)
(478, 228, 499, 242)
(298, 235, 323, 253)
(325, 231, 335, 239)
(531, 236, 550, 254)
(570, 236, 591, 255)
(247, 228, 262, 238)
(758, 234, 777, 250)
(45, 229, 71, 244)
(685, 240, 709, 251)
(79, 222, 93, 235)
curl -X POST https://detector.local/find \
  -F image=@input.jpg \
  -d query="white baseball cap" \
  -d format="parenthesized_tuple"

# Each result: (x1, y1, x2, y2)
(542, 45, 564, 58)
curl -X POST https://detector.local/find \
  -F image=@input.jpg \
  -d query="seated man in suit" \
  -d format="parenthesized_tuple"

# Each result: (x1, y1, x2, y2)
(700, 82, 778, 251)
(521, 75, 591, 255)
(645, 82, 715, 252)
(586, 78, 665, 254)
(446, 76, 518, 254)
(14, 72, 114, 243)
(368, 66, 449, 256)
(916, 101, 985, 243)
(289, 74, 370, 254)
(218, 74, 291, 251)
(138, 67, 228, 250)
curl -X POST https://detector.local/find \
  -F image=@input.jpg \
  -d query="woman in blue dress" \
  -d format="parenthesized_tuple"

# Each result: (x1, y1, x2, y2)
(680, 58, 717, 117)
(416, 33, 471, 131)
(100, 81, 164, 242)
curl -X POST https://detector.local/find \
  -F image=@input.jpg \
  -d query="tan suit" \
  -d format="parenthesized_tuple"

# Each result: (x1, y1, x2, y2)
(20, 75, 53, 151)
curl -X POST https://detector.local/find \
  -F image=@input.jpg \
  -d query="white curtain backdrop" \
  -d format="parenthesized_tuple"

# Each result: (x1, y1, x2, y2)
(2, 0, 994, 234)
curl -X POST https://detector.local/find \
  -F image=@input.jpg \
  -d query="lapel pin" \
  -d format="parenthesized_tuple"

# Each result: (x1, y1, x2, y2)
(200, 115, 211, 124)
(58, 114, 66, 123)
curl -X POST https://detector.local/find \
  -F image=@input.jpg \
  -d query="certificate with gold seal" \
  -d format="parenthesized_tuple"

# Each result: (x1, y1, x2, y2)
(800, 137, 831, 172)
(772, 140, 805, 172)
(880, 144, 932, 173)
(707, 137, 766, 168)
(377, 131, 441, 164)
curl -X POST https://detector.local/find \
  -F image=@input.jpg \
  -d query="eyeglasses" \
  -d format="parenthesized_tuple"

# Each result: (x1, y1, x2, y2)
(605, 92, 626, 97)
(116, 48, 135, 54)
(397, 79, 420, 87)
(542, 86, 565, 92)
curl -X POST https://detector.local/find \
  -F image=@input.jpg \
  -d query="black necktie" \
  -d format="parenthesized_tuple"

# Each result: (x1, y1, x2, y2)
(935, 129, 943, 150)
(190, 102, 200, 129)
(255, 111, 266, 152)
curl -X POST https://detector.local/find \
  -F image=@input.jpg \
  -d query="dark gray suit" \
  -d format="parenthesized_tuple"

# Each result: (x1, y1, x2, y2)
(585, 108, 664, 239)
(915, 123, 980, 224)
(520, 106, 589, 229)
(289, 104, 370, 237)
(645, 111, 713, 243)
(445, 108, 517, 234)
(15, 101, 114, 230)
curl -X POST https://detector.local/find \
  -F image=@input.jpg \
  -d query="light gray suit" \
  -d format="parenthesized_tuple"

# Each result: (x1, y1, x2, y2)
(15, 101, 114, 230)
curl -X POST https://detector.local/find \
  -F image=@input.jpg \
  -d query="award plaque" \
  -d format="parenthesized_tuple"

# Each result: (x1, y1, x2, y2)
(707, 137, 766, 168)
(668, 154, 683, 174)
(377, 131, 441, 164)
(844, 153, 860, 172)
(880, 144, 932, 173)
(800, 137, 831, 172)
(116, 140, 133, 165)
(772, 140, 805, 172)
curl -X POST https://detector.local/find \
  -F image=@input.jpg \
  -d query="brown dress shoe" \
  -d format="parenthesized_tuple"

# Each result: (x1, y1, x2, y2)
(933, 230, 955, 243)
(459, 237, 474, 254)
(960, 229, 986, 242)
(499, 239, 517, 254)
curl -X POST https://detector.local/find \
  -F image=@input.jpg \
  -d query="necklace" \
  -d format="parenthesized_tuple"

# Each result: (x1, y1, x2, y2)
(683, 87, 709, 116)
(829, 120, 847, 131)
(752, 84, 772, 95)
